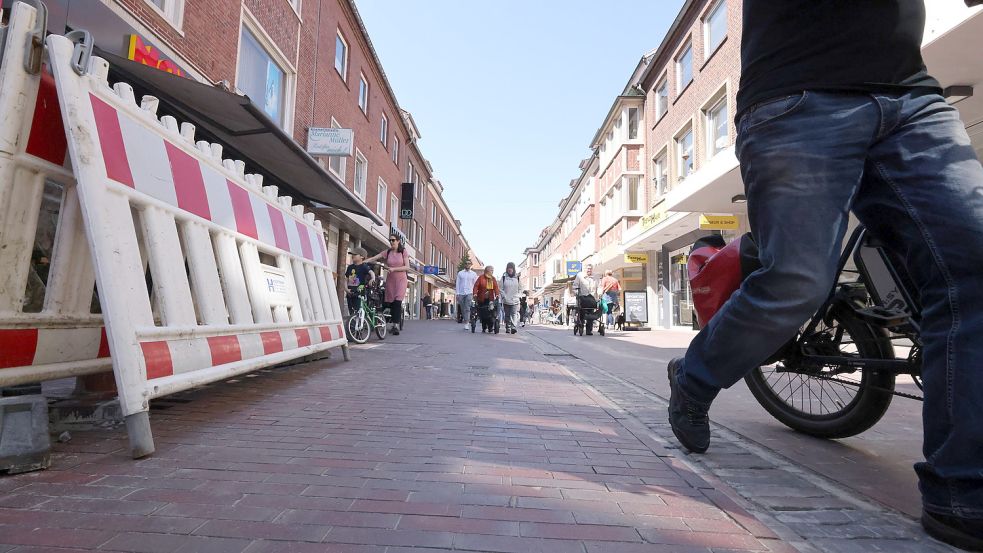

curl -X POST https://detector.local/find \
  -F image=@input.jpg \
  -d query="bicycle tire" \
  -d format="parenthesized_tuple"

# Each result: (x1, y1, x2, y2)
(374, 316, 388, 340)
(347, 314, 370, 344)
(744, 309, 896, 439)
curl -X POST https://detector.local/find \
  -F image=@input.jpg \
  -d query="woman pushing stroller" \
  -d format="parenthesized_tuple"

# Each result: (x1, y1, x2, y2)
(473, 265, 501, 334)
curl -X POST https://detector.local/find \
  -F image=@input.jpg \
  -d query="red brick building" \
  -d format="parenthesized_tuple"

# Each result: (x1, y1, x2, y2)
(24, 0, 478, 318)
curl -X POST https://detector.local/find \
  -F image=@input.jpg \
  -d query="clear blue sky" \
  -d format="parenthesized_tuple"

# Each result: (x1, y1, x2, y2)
(356, 0, 684, 274)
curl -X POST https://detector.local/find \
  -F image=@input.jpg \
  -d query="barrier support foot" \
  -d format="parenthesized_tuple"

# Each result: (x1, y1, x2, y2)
(125, 412, 155, 458)
(342, 345, 351, 362)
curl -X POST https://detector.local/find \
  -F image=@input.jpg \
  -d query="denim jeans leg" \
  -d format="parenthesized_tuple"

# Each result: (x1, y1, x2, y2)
(854, 91, 983, 519)
(678, 92, 878, 404)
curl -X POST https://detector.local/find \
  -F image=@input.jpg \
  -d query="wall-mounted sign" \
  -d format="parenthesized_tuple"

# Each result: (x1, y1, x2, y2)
(624, 291, 648, 323)
(437, 267, 447, 276)
(400, 182, 414, 219)
(566, 260, 582, 278)
(128, 35, 187, 77)
(624, 252, 648, 264)
(699, 214, 739, 230)
(307, 127, 354, 156)
(641, 206, 669, 231)
(423, 265, 438, 275)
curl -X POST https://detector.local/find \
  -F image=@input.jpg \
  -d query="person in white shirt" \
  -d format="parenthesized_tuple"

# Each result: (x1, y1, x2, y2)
(500, 262, 521, 334)
(572, 264, 599, 335)
(455, 265, 478, 330)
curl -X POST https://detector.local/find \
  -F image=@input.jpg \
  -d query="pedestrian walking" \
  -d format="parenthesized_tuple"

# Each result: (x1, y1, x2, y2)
(473, 266, 500, 334)
(456, 265, 478, 331)
(500, 262, 520, 334)
(519, 292, 529, 327)
(599, 269, 621, 327)
(665, 1, 983, 550)
(422, 294, 432, 320)
(366, 234, 410, 336)
(572, 264, 599, 335)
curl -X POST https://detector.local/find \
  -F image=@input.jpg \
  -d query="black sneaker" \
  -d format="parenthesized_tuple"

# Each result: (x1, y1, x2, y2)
(391, 326, 400, 336)
(667, 358, 711, 454)
(923, 511, 983, 551)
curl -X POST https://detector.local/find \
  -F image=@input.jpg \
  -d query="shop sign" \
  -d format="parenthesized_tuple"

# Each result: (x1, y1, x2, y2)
(624, 291, 648, 323)
(423, 265, 438, 275)
(437, 267, 447, 276)
(307, 127, 354, 156)
(699, 214, 739, 230)
(640, 206, 669, 231)
(624, 252, 648, 264)
(128, 35, 187, 77)
(565, 260, 582, 277)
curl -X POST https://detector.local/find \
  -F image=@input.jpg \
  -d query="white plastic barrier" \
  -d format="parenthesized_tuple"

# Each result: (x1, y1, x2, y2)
(0, 2, 111, 386)
(46, 32, 348, 457)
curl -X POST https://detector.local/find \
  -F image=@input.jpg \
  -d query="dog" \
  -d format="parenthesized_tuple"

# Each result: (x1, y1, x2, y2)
(615, 313, 626, 330)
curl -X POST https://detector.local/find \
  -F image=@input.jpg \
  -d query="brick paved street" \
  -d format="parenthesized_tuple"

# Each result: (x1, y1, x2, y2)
(1, 320, 802, 552)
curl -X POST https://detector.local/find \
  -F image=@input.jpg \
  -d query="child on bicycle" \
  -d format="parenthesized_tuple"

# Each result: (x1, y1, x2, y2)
(344, 248, 374, 315)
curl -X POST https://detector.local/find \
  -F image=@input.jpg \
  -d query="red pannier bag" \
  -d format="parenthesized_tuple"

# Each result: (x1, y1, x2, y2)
(687, 233, 762, 327)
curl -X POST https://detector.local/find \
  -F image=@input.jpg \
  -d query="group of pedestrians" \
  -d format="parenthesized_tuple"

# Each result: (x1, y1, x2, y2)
(454, 263, 536, 334)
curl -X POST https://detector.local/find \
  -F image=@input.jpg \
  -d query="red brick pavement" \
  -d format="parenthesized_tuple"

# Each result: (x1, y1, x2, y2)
(0, 321, 796, 552)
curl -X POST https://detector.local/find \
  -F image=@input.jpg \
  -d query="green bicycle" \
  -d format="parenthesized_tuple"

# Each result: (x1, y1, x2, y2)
(347, 288, 388, 344)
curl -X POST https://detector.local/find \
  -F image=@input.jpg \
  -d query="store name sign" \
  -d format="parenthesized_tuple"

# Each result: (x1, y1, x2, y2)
(307, 127, 354, 156)
(624, 252, 648, 264)
(640, 206, 668, 231)
(128, 35, 186, 77)
(699, 214, 739, 230)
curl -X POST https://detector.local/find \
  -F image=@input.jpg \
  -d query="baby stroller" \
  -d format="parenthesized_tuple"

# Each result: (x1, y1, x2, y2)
(474, 299, 501, 334)
(573, 294, 605, 336)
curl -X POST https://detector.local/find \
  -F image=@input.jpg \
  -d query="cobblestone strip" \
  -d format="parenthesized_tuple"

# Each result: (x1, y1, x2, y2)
(523, 331, 957, 553)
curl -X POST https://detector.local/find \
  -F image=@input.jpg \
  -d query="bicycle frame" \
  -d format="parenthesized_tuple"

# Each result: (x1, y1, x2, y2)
(786, 226, 922, 378)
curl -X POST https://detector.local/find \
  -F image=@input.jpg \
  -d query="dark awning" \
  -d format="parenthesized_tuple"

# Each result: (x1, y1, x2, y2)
(95, 49, 382, 225)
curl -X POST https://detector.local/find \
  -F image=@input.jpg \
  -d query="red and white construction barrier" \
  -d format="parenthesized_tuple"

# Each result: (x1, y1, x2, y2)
(0, 25, 350, 457)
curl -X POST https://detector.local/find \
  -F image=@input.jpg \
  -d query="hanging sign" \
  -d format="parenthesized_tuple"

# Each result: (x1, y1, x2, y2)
(699, 214, 739, 230)
(307, 127, 354, 156)
(624, 252, 648, 264)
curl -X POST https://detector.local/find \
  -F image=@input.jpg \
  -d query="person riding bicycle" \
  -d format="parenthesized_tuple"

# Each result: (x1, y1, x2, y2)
(572, 264, 599, 335)
(666, 2, 983, 549)
(344, 248, 375, 315)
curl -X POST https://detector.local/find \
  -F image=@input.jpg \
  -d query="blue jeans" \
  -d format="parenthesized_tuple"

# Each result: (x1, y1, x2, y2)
(676, 90, 983, 519)
(605, 291, 618, 326)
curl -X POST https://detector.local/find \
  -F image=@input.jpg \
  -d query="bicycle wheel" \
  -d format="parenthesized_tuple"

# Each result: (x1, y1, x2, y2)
(347, 313, 370, 344)
(744, 309, 896, 439)
(374, 315, 388, 340)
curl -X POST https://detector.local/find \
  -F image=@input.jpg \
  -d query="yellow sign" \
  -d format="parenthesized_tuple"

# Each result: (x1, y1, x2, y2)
(624, 252, 648, 264)
(641, 206, 669, 231)
(699, 214, 740, 230)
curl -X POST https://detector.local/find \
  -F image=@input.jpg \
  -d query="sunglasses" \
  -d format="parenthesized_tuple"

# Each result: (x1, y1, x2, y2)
(389, 238, 399, 242)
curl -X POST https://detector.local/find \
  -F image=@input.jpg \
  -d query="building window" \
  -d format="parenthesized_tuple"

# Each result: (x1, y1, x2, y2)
(392, 137, 399, 164)
(706, 96, 729, 158)
(380, 113, 388, 144)
(653, 150, 668, 196)
(431, 202, 437, 225)
(705, 0, 727, 55)
(676, 41, 693, 93)
(390, 195, 398, 224)
(326, 118, 346, 180)
(676, 126, 694, 180)
(358, 74, 369, 113)
(628, 107, 639, 140)
(406, 161, 414, 183)
(238, 25, 290, 128)
(143, 0, 185, 29)
(354, 150, 367, 199)
(377, 178, 387, 216)
(655, 78, 669, 121)
(627, 175, 641, 211)
(334, 31, 348, 80)
(416, 223, 423, 249)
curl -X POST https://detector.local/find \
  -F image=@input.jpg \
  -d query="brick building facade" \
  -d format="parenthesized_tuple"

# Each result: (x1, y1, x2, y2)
(24, 0, 480, 319)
